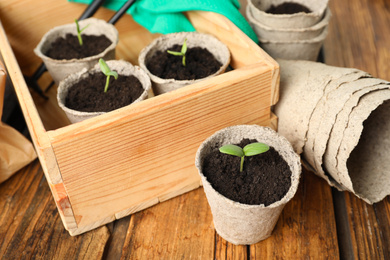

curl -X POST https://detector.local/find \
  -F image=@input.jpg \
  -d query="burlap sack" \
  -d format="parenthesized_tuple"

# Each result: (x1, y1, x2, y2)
(195, 125, 301, 245)
(248, 0, 328, 29)
(34, 18, 118, 85)
(247, 6, 331, 41)
(57, 60, 151, 124)
(138, 32, 230, 95)
(0, 60, 36, 183)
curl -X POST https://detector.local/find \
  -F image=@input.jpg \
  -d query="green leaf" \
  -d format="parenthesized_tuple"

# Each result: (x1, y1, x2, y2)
(79, 24, 90, 33)
(75, 19, 89, 46)
(99, 58, 118, 93)
(167, 50, 183, 56)
(243, 142, 269, 156)
(219, 144, 244, 157)
(106, 70, 118, 80)
(99, 59, 111, 75)
(181, 38, 187, 54)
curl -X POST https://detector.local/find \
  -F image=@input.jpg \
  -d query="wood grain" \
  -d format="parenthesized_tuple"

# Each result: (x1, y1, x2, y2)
(120, 188, 215, 259)
(1, 0, 278, 235)
(2, 0, 390, 258)
(47, 63, 274, 231)
(250, 169, 339, 259)
(324, 0, 390, 258)
(0, 161, 109, 259)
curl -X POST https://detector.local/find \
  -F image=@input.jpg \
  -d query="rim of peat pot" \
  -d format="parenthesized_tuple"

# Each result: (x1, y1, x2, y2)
(195, 125, 302, 245)
(247, 6, 331, 41)
(138, 32, 230, 95)
(34, 17, 119, 84)
(247, 0, 329, 29)
(57, 59, 151, 124)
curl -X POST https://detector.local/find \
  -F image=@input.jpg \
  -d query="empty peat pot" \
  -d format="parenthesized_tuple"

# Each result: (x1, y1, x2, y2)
(195, 125, 301, 245)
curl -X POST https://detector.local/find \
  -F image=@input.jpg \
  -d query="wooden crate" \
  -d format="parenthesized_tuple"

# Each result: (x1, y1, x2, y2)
(0, 1, 279, 236)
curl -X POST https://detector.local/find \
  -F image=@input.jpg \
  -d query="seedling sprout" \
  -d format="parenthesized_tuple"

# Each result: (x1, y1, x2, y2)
(167, 38, 188, 66)
(75, 19, 90, 46)
(219, 142, 270, 172)
(99, 58, 118, 93)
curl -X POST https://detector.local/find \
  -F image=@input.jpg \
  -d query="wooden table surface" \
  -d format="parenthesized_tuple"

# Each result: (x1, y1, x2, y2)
(1, 0, 390, 259)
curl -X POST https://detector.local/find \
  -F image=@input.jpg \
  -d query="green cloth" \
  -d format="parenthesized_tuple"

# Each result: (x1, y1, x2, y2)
(68, 0, 258, 43)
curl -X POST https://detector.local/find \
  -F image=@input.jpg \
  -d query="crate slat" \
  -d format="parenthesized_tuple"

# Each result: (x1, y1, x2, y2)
(0, 5, 279, 235)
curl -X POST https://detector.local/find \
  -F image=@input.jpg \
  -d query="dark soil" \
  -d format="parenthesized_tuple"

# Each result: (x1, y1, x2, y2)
(202, 138, 292, 206)
(45, 34, 112, 60)
(65, 72, 144, 112)
(266, 2, 312, 14)
(146, 45, 222, 80)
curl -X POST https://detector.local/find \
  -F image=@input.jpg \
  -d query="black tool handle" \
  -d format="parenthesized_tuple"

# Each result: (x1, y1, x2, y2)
(108, 0, 136, 24)
(79, 0, 106, 20)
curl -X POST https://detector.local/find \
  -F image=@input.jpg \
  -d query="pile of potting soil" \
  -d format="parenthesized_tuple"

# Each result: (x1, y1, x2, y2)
(274, 59, 390, 204)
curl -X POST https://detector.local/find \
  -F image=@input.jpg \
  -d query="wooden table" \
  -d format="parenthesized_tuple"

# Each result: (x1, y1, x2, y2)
(1, 0, 390, 258)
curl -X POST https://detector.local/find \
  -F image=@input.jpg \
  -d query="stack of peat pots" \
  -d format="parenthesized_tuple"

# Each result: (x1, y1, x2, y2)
(246, 0, 330, 61)
(274, 59, 390, 204)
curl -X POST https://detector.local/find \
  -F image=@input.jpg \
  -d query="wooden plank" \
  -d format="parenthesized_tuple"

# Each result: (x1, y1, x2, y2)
(373, 198, 390, 259)
(0, 161, 109, 259)
(324, 0, 390, 258)
(343, 192, 387, 258)
(0, 20, 62, 185)
(250, 169, 339, 258)
(1, 0, 157, 131)
(119, 188, 215, 259)
(47, 63, 274, 231)
(187, 11, 280, 106)
(214, 234, 248, 259)
(50, 182, 78, 231)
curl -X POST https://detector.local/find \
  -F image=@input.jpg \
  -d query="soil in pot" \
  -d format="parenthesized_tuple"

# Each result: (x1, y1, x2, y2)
(65, 72, 144, 112)
(202, 138, 292, 206)
(266, 2, 312, 14)
(146, 44, 222, 80)
(45, 34, 112, 60)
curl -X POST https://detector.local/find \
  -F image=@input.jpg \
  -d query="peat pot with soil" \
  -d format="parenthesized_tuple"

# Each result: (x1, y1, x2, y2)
(195, 125, 301, 245)
(34, 17, 118, 84)
(138, 32, 230, 95)
(57, 59, 151, 123)
(247, 0, 330, 61)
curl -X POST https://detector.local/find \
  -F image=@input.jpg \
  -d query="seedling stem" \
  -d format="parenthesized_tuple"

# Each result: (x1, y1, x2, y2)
(219, 142, 270, 172)
(99, 58, 118, 93)
(75, 19, 90, 46)
(167, 38, 188, 66)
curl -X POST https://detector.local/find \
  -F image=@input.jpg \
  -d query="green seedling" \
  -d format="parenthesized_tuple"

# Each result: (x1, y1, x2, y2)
(99, 58, 118, 93)
(219, 142, 270, 172)
(75, 19, 90, 46)
(167, 38, 188, 66)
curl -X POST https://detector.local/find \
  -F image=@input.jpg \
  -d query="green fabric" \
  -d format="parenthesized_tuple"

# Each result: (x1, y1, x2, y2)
(68, 0, 259, 43)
